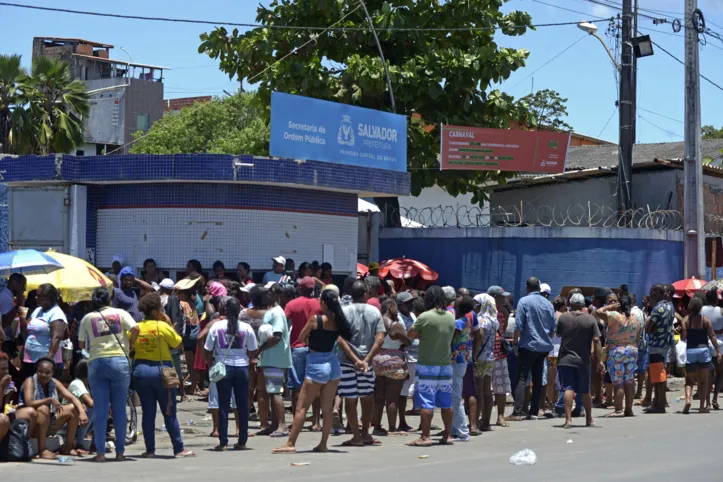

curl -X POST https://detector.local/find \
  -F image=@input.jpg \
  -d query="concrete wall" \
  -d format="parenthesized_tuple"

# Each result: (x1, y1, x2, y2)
(124, 78, 164, 153)
(491, 170, 679, 225)
(379, 226, 684, 303)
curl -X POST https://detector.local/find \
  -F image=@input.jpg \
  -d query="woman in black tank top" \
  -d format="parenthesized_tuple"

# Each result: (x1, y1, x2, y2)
(273, 289, 352, 455)
(682, 297, 722, 414)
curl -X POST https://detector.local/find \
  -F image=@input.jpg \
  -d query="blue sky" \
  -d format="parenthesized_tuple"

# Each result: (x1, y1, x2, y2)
(1, 0, 722, 144)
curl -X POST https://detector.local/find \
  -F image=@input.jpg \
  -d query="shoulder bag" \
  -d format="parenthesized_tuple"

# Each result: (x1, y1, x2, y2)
(209, 327, 235, 383)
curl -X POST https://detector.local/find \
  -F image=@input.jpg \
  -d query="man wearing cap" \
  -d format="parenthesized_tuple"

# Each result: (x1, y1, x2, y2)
(540, 283, 552, 299)
(159, 278, 187, 401)
(284, 277, 322, 430)
(509, 277, 556, 421)
(443, 286, 457, 315)
(556, 293, 602, 428)
(112, 267, 152, 322)
(396, 291, 418, 431)
(263, 256, 287, 284)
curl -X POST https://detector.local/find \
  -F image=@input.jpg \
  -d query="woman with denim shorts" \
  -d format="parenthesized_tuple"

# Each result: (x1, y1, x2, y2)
(273, 289, 352, 454)
(682, 296, 722, 414)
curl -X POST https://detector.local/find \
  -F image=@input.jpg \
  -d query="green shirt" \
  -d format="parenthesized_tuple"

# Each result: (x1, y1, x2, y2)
(412, 309, 456, 366)
(259, 306, 292, 369)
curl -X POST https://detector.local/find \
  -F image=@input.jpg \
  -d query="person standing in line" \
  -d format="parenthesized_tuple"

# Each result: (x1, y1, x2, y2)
(21, 283, 68, 379)
(237, 262, 254, 286)
(472, 294, 496, 434)
(681, 296, 722, 414)
(273, 290, 352, 454)
(547, 296, 566, 417)
(204, 297, 258, 451)
(594, 294, 643, 417)
(77, 287, 139, 462)
(336, 281, 386, 447)
(489, 286, 512, 427)
(371, 298, 411, 435)
(701, 288, 723, 410)
(1, 273, 26, 360)
(132, 292, 195, 458)
(645, 284, 675, 414)
(396, 291, 418, 432)
(508, 277, 556, 422)
(263, 256, 287, 285)
(448, 295, 475, 442)
(113, 267, 153, 323)
(255, 284, 292, 437)
(284, 277, 322, 431)
(406, 286, 456, 447)
(589, 287, 611, 407)
(141, 258, 164, 286)
(556, 293, 602, 428)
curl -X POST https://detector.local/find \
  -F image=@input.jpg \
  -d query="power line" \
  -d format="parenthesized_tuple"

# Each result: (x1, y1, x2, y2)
(531, 0, 607, 20)
(651, 40, 723, 91)
(575, 0, 661, 21)
(509, 34, 588, 91)
(597, 106, 617, 138)
(638, 107, 684, 124)
(638, 115, 683, 138)
(0, 2, 607, 32)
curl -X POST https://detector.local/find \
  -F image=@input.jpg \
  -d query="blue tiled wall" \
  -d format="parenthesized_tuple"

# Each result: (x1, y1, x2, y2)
(0, 184, 7, 252)
(380, 233, 683, 303)
(1, 154, 410, 196)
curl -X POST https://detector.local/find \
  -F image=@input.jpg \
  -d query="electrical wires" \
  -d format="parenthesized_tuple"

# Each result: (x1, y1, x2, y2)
(651, 40, 723, 92)
(0, 2, 608, 33)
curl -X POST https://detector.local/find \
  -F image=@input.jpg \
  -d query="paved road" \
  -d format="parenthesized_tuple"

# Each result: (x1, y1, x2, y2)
(3, 386, 719, 481)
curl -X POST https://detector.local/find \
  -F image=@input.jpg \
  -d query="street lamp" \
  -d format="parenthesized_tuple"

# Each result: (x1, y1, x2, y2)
(577, 22, 620, 70)
(119, 47, 133, 63)
(631, 35, 655, 58)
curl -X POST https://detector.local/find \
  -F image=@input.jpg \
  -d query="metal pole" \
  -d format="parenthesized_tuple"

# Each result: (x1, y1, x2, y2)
(632, 0, 638, 143)
(618, 0, 634, 215)
(358, 0, 396, 113)
(684, 0, 706, 278)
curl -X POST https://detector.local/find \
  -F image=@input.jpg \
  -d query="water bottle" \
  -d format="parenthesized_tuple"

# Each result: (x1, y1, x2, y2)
(58, 456, 74, 464)
(187, 420, 195, 425)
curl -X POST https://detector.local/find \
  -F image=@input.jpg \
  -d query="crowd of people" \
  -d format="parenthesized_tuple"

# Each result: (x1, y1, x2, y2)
(1, 254, 723, 463)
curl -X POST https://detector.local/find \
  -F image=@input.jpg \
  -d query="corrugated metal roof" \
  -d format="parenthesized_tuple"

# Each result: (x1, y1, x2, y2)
(565, 139, 723, 170)
(38, 37, 114, 48)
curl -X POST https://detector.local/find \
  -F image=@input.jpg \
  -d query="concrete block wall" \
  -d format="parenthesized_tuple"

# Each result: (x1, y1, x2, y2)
(379, 226, 684, 303)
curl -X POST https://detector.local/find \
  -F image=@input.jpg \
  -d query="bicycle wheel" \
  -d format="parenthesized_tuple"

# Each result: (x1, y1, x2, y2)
(125, 390, 138, 445)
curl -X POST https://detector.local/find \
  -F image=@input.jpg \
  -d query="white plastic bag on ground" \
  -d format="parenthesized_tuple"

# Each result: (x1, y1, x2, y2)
(676, 340, 687, 367)
(509, 449, 537, 466)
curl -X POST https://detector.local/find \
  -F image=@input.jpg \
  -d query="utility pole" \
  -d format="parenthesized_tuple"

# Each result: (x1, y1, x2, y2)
(618, 0, 634, 215)
(632, 0, 638, 143)
(683, 0, 705, 278)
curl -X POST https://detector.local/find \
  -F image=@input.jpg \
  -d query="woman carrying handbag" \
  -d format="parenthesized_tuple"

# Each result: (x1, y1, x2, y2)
(132, 292, 195, 458)
(78, 287, 140, 463)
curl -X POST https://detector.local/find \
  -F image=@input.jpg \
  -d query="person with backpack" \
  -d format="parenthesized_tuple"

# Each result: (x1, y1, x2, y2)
(159, 279, 188, 402)
(1, 352, 38, 462)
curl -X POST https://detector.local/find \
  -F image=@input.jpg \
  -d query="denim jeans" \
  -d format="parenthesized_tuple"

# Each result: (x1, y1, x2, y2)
(75, 407, 94, 446)
(133, 360, 184, 454)
(512, 348, 548, 417)
(216, 365, 250, 447)
(451, 363, 469, 439)
(88, 356, 131, 455)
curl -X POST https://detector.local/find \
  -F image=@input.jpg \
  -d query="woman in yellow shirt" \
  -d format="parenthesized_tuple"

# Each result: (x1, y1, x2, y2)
(132, 292, 195, 458)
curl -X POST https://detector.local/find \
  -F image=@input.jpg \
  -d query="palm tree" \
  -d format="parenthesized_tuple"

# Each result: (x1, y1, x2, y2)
(25, 57, 89, 155)
(0, 54, 29, 154)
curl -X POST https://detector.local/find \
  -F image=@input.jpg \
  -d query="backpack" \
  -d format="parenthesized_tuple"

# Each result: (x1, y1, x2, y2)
(0, 419, 32, 462)
(165, 294, 184, 334)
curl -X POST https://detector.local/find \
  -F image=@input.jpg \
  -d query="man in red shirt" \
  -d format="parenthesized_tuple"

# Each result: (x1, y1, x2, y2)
(284, 277, 322, 430)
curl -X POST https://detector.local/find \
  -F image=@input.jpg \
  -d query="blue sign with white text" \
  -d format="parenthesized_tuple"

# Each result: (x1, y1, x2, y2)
(270, 92, 407, 172)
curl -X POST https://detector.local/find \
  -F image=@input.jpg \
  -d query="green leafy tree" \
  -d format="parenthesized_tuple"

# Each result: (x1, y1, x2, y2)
(130, 92, 269, 155)
(0, 54, 89, 155)
(520, 89, 572, 132)
(702, 125, 723, 140)
(199, 0, 535, 206)
(26, 57, 89, 155)
(0, 54, 31, 154)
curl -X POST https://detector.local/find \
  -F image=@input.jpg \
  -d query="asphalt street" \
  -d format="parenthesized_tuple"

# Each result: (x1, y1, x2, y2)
(2, 385, 718, 482)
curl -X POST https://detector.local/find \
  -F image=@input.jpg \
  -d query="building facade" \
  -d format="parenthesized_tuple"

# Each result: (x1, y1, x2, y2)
(32, 37, 168, 155)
